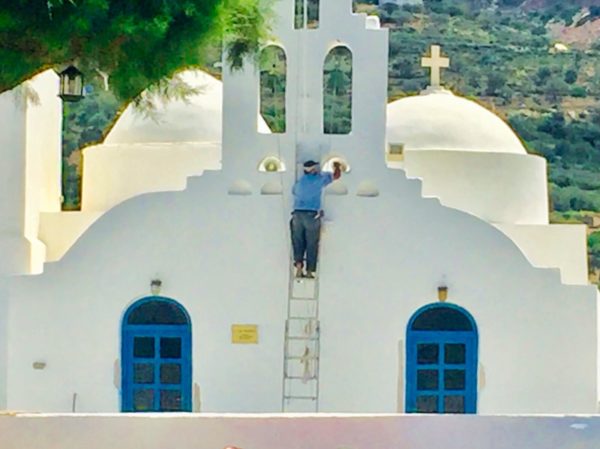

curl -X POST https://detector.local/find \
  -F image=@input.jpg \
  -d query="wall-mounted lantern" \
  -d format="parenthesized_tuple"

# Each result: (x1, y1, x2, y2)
(258, 156, 286, 173)
(322, 156, 351, 173)
(437, 285, 448, 302)
(150, 279, 162, 296)
(58, 65, 84, 102)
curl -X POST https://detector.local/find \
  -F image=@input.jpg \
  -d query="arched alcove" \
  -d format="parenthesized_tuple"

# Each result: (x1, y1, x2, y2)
(323, 46, 352, 134)
(259, 45, 287, 133)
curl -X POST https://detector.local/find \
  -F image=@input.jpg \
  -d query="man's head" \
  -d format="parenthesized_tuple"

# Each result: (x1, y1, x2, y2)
(303, 160, 319, 174)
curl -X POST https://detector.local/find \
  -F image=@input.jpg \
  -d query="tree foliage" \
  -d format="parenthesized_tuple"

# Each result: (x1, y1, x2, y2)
(0, 0, 272, 101)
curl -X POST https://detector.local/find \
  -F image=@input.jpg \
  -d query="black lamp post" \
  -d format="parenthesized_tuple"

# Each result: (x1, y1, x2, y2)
(58, 65, 84, 102)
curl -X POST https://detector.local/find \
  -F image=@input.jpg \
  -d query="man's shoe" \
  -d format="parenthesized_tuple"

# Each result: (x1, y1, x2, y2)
(305, 271, 316, 279)
(295, 264, 304, 278)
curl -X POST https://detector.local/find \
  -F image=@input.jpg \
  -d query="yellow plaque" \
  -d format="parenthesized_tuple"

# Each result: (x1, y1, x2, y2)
(231, 324, 258, 344)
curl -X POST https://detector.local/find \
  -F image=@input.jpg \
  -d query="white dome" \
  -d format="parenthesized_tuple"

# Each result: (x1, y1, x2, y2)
(386, 89, 526, 154)
(106, 70, 270, 144)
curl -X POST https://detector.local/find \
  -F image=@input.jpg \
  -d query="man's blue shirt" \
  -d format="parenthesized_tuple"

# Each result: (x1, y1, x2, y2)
(292, 172, 333, 211)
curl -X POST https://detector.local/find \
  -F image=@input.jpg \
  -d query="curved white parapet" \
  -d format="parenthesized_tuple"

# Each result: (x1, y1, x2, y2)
(400, 150, 549, 225)
(495, 223, 589, 285)
(81, 142, 220, 212)
(38, 212, 103, 262)
(0, 234, 40, 275)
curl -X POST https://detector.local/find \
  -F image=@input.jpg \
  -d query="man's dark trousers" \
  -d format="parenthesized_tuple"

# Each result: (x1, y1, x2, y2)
(290, 210, 321, 272)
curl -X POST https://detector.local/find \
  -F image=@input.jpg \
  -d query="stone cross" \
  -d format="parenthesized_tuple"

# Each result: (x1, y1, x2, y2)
(421, 45, 450, 88)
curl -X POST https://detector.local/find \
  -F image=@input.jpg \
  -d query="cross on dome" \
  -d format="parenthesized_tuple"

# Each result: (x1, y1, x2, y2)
(421, 45, 450, 88)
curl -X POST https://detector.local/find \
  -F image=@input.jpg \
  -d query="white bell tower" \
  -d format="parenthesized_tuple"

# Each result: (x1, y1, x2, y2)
(221, 0, 389, 186)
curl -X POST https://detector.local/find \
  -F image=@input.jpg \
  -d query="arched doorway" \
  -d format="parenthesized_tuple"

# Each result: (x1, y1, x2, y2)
(121, 297, 192, 412)
(406, 303, 478, 414)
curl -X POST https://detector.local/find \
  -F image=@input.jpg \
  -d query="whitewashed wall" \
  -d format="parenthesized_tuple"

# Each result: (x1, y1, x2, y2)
(7, 174, 288, 413)
(1, 0, 596, 415)
(1, 414, 600, 449)
(26, 71, 62, 214)
(82, 143, 220, 211)
(0, 280, 8, 409)
(402, 150, 549, 225)
(318, 171, 596, 413)
(5, 164, 597, 413)
(0, 70, 61, 275)
(496, 223, 589, 285)
(38, 211, 103, 262)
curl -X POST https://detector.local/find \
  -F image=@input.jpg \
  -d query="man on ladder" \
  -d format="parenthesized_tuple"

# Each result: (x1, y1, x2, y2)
(291, 160, 342, 278)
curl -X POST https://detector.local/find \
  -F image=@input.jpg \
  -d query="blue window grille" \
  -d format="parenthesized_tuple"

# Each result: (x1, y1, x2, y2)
(406, 303, 478, 414)
(121, 297, 192, 412)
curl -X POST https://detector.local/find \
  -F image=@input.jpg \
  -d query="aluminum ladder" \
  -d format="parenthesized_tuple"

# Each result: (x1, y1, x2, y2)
(282, 269, 321, 412)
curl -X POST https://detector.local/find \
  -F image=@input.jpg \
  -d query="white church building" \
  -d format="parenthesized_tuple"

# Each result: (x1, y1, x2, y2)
(0, 0, 598, 422)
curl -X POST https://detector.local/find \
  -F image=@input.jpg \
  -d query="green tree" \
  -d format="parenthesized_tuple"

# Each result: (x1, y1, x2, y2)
(564, 69, 578, 84)
(535, 66, 552, 85)
(0, 0, 272, 101)
(545, 76, 569, 102)
(485, 72, 507, 96)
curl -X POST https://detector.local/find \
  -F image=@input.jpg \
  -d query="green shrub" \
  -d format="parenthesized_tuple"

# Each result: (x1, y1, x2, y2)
(570, 86, 587, 98)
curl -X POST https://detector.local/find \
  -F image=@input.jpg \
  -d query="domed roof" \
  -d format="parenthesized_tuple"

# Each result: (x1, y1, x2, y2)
(386, 89, 526, 154)
(105, 70, 270, 145)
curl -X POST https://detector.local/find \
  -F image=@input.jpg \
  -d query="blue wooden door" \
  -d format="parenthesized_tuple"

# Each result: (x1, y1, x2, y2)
(406, 304, 478, 414)
(121, 298, 192, 412)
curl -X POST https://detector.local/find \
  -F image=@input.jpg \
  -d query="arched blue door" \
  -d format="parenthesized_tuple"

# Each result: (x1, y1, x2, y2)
(406, 303, 478, 414)
(121, 297, 192, 412)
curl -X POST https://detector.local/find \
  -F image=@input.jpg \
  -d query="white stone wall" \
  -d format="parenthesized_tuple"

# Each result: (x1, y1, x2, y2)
(7, 174, 289, 412)
(318, 176, 596, 413)
(495, 223, 589, 285)
(38, 211, 103, 262)
(0, 70, 61, 275)
(81, 143, 220, 212)
(0, 0, 596, 416)
(401, 150, 549, 225)
(0, 280, 8, 409)
(0, 85, 27, 235)
(1, 414, 599, 449)
(5, 166, 597, 413)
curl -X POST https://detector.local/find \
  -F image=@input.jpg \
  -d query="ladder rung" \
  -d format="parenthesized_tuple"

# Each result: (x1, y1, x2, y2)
(285, 258, 320, 407)
(284, 395, 317, 400)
